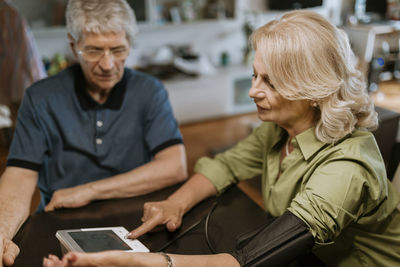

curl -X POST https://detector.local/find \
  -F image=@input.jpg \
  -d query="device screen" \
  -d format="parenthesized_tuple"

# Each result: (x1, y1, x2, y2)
(69, 230, 131, 252)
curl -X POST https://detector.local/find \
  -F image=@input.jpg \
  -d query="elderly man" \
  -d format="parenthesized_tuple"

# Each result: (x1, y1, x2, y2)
(0, 0, 187, 265)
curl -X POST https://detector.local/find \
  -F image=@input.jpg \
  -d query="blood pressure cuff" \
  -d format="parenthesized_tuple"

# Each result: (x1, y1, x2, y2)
(231, 211, 314, 267)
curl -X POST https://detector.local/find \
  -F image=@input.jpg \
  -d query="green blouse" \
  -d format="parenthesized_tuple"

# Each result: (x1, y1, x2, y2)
(194, 122, 400, 266)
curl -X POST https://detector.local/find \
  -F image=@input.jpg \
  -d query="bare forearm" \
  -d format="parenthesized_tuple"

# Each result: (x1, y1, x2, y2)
(89, 144, 187, 200)
(169, 253, 240, 267)
(168, 173, 218, 214)
(90, 161, 185, 199)
(0, 167, 37, 239)
(0, 195, 30, 239)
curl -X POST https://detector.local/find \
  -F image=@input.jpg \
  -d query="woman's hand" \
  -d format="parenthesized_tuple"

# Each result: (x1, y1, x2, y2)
(128, 173, 218, 239)
(127, 198, 184, 239)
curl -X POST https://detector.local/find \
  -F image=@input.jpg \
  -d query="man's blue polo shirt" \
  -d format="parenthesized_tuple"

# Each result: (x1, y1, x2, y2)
(7, 64, 183, 211)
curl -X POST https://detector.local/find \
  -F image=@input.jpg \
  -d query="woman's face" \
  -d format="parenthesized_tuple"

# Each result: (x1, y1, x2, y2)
(249, 49, 316, 133)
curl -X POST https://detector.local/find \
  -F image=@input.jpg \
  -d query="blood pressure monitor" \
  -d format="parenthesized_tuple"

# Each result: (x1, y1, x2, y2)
(56, 226, 149, 254)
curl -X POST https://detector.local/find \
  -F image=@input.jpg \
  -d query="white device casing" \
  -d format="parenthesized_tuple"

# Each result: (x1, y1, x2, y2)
(56, 226, 149, 254)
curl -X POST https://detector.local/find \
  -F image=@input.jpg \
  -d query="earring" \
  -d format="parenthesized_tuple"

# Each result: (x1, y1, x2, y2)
(312, 102, 318, 107)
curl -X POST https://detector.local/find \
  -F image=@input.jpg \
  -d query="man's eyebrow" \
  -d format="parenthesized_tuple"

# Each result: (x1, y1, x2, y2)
(111, 45, 128, 49)
(83, 45, 102, 49)
(83, 45, 127, 49)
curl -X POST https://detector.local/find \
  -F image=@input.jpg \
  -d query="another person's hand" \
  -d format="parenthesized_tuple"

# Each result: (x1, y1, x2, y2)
(128, 199, 184, 239)
(43, 251, 155, 267)
(45, 184, 94, 212)
(1, 236, 20, 266)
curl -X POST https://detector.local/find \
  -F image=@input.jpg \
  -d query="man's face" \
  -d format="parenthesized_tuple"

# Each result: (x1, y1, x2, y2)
(74, 31, 130, 93)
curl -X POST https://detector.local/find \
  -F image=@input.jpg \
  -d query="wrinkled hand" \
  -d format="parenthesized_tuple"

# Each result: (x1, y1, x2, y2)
(43, 251, 151, 267)
(128, 199, 184, 239)
(1, 236, 20, 267)
(45, 184, 94, 212)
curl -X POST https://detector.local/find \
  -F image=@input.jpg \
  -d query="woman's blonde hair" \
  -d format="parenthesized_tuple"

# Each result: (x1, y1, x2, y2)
(251, 10, 378, 143)
(66, 0, 137, 44)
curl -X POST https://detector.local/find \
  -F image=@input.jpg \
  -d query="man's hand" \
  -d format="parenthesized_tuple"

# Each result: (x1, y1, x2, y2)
(1, 236, 20, 266)
(127, 199, 184, 239)
(44, 184, 95, 212)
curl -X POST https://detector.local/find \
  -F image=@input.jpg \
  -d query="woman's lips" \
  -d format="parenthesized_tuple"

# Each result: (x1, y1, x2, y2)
(256, 104, 269, 112)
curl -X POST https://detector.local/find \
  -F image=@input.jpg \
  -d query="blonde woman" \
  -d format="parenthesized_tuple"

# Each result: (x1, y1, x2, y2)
(44, 10, 400, 267)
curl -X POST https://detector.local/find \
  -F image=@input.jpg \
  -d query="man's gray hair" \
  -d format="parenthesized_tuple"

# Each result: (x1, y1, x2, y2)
(66, 0, 137, 44)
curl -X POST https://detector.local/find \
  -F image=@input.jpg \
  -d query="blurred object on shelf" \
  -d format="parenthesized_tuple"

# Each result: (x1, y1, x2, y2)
(148, 0, 235, 24)
(202, 0, 234, 20)
(136, 44, 215, 79)
(153, 3, 168, 24)
(242, 20, 254, 65)
(367, 36, 400, 92)
(387, 0, 400, 21)
(220, 51, 230, 66)
(181, 0, 196, 21)
(174, 54, 215, 75)
(169, 6, 182, 24)
(355, 0, 387, 24)
(43, 53, 69, 76)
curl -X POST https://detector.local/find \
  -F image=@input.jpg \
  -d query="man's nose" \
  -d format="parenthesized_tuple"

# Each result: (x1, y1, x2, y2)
(99, 51, 114, 70)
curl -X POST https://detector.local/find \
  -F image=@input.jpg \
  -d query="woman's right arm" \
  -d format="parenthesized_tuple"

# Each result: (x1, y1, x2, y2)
(128, 173, 217, 238)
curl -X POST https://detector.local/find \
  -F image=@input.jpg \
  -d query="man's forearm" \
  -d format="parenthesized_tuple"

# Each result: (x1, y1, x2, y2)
(88, 144, 187, 200)
(0, 196, 29, 240)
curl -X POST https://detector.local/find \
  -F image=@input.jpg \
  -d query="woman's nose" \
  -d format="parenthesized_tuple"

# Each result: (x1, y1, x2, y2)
(248, 86, 266, 99)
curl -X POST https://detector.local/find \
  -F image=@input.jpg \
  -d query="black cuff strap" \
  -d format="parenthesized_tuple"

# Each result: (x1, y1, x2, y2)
(231, 211, 314, 267)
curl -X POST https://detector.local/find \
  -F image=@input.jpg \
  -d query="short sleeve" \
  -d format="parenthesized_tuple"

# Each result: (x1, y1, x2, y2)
(7, 91, 47, 171)
(143, 80, 182, 155)
(288, 160, 371, 243)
